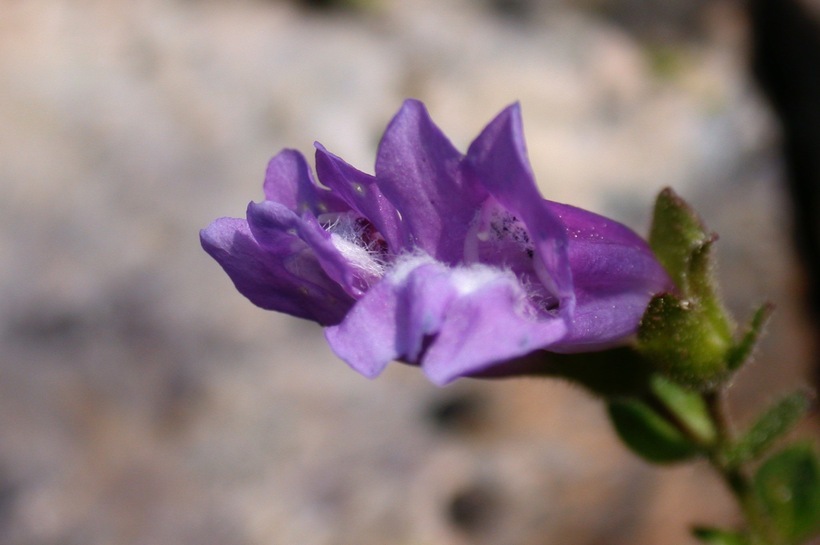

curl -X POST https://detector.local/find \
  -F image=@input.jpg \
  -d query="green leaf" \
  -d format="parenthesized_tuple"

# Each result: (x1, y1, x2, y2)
(649, 187, 712, 294)
(638, 293, 731, 389)
(650, 375, 716, 446)
(727, 391, 812, 467)
(607, 398, 700, 463)
(727, 303, 774, 371)
(754, 444, 820, 543)
(692, 526, 749, 545)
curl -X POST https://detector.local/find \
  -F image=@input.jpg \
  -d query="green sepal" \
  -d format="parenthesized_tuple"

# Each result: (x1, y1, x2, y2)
(650, 375, 716, 446)
(726, 391, 812, 467)
(687, 239, 734, 341)
(607, 397, 701, 463)
(727, 303, 774, 372)
(692, 527, 749, 545)
(638, 293, 732, 389)
(641, 189, 737, 389)
(649, 187, 712, 293)
(753, 443, 820, 544)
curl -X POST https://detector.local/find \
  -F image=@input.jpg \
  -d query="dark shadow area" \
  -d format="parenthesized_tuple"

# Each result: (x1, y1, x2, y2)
(749, 0, 820, 391)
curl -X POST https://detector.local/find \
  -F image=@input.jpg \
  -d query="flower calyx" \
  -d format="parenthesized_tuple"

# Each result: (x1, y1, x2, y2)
(637, 188, 770, 391)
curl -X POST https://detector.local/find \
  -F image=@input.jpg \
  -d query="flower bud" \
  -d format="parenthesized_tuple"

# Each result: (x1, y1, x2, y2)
(639, 189, 736, 390)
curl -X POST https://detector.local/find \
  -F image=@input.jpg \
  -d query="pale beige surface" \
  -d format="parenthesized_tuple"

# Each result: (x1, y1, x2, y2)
(0, 1, 814, 544)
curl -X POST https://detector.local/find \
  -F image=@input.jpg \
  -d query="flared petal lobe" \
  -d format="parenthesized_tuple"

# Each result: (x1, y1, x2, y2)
(325, 257, 568, 385)
(314, 143, 404, 254)
(374, 100, 488, 262)
(200, 218, 355, 326)
(544, 201, 675, 350)
(246, 200, 376, 298)
(464, 103, 575, 313)
(263, 149, 349, 215)
(323, 258, 455, 379)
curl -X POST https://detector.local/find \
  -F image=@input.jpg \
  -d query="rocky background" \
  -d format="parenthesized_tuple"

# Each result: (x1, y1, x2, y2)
(0, 0, 817, 544)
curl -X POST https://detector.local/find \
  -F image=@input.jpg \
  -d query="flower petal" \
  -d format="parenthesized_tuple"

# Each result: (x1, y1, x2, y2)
(246, 201, 372, 297)
(461, 196, 559, 315)
(545, 201, 674, 350)
(374, 99, 487, 262)
(323, 257, 455, 378)
(200, 217, 354, 325)
(464, 103, 575, 312)
(314, 143, 403, 253)
(263, 149, 348, 215)
(420, 269, 568, 385)
(325, 257, 568, 385)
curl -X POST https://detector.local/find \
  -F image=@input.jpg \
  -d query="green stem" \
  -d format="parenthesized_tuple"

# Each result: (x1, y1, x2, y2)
(703, 391, 780, 545)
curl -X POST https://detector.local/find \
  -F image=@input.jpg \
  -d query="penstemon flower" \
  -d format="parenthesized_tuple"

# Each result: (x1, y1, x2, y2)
(201, 100, 673, 384)
(201, 101, 820, 545)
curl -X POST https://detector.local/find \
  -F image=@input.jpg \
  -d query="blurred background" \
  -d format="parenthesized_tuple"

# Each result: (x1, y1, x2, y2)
(1, 0, 818, 543)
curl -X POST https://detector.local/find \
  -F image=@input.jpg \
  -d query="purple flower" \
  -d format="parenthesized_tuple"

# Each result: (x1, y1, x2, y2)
(201, 100, 672, 385)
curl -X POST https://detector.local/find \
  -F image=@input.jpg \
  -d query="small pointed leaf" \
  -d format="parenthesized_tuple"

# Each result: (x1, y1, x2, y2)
(608, 398, 700, 463)
(754, 443, 820, 543)
(692, 527, 749, 545)
(727, 303, 774, 371)
(650, 375, 716, 446)
(727, 391, 812, 467)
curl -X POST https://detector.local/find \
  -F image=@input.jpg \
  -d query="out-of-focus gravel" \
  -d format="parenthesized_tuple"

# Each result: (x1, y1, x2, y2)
(0, 0, 814, 544)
